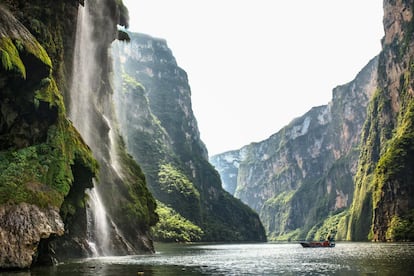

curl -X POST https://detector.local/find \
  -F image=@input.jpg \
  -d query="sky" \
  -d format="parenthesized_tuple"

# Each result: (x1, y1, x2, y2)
(122, 0, 384, 156)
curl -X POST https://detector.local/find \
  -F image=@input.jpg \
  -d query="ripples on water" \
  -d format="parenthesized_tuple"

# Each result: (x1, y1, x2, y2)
(2, 242, 414, 275)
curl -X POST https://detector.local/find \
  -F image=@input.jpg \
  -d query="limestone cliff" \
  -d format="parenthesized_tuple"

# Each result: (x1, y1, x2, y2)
(211, 56, 378, 240)
(347, 0, 414, 241)
(112, 32, 266, 242)
(213, 0, 414, 242)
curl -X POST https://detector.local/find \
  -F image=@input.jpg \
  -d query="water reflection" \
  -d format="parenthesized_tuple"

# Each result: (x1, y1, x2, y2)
(2, 242, 414, 275)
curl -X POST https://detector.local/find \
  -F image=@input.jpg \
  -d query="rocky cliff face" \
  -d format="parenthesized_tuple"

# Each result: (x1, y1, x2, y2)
(0, 0, 157, 269)
(112, 32, 266, 242)
(0, 2, 95, 268)
(347, 0, 414, 241)
(213, 0, 414, 242)
(0, 203, 64, 269)
(211, 56, 378, 240)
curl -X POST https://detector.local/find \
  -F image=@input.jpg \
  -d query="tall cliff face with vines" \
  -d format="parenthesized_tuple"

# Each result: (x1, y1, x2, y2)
(0, 0, 157, 269)
(347, 0, 414, 241)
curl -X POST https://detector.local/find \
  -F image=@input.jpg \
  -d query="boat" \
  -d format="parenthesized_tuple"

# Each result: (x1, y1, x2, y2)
(300, 240, 335, 248)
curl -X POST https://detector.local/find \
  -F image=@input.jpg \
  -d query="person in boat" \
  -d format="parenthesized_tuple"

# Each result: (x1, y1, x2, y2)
(321, 234, 331, 246)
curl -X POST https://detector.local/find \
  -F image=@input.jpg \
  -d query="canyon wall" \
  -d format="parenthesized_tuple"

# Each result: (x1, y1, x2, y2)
(211, 56, 378, 240)
(112, 32, 266, 242)
(213, 0, 414, 242)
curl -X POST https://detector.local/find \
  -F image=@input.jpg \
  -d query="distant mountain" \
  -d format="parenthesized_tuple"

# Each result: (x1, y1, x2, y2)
(112, 32, 266, 242)
(211, 56, 379, 240)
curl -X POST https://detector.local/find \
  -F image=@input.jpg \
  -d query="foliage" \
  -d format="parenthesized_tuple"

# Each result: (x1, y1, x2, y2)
(0, 45, 96, 208)
(157, 163, 201, 222)
(117, 136, 158, 228)
(201, 191, 266, 242)
(158, 163, 200, 199)
(269, 228, 301, 241)
(0, 117, 97, 208)
(0, 146, 58, 206)
(386, 211, 414, 241)
(261, 192, 294, 240)
(348, 11, 414, 241)
(347, 88, 389, 241)
(151, 201, 203, 242)
(122, 72, 145, 92)
(113, 34, 267, 242)
(311, 211, 348, 241)
(0, 37, 26, 78)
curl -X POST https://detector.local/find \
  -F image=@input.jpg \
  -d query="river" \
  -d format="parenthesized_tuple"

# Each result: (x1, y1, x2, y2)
(2, 242, 414, 275)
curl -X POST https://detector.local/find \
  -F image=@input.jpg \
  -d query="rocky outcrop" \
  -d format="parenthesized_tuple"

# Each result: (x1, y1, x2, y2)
(112, 32, 266, 242)
(0, 203, 64, 269)
(211, 56, 378, 240)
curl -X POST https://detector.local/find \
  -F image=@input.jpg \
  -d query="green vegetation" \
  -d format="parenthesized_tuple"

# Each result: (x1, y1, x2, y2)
(269, 228, 301, 241)
(122, 73, 145, 92)
(368, 62, 414, 240)
(347, 88, 387, 241)
(311, 211, 347, 241)
(386, 211, 414, 241)
(0, 82, 97, 208)
(1, 112, 96, 208)
(261, 191, 294, 240)
(0, 17, 97, 210)
(116, 136, 158, 228)
(0, 10, 94, 252)
(159, 163, 200, 200)
(151, 201, 203, 242)
(114, 34, 267, 242)
(348, 13, 414, 240)
(0, 37, 26, 78)
(158, 163, 201, 222)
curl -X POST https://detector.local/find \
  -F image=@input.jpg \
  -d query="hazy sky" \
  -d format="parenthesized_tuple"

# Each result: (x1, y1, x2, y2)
(122, 0, 384, 156)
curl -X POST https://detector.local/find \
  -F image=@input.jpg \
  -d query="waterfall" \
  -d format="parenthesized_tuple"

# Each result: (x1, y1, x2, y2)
(69, 2, 96, 145)
(68, 1, 117, 257)
(103, 115, 122, 174)
(67, 0, 154, 256)
(86, 187, 110, 256)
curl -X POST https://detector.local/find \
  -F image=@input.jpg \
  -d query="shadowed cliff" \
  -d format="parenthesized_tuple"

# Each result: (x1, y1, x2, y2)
(112, 32, 266, 242)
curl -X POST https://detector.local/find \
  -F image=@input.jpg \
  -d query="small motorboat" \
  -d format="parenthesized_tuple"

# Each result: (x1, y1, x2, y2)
(300, 240, 335, 248)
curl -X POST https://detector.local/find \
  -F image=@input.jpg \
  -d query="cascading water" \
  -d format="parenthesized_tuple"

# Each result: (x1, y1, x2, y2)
(68, 1, 120, 257)
(69, 2, 96, 145)
(86, 186, 110, 256)
(66, 0, 155, 256)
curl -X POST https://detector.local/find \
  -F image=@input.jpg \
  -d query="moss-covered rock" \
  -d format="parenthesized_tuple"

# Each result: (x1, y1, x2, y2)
(0, 3, 97, 269)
